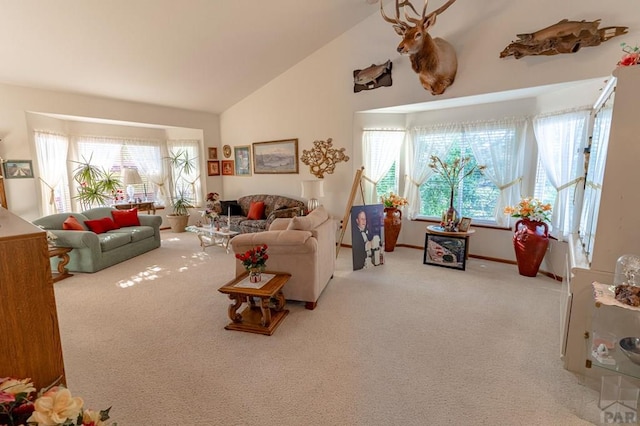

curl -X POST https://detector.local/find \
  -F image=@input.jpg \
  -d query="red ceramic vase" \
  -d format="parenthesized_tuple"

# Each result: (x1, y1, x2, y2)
(384, 207, 402, 252)
(513, 219, 549, 277)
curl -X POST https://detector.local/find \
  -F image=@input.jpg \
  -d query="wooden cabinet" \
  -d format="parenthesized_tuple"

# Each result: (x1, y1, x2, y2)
(563, 65, 640, 375)
(0, 207, 65, 389)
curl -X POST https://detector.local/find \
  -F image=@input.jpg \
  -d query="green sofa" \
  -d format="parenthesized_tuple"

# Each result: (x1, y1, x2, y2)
(33, 207, 162, 273)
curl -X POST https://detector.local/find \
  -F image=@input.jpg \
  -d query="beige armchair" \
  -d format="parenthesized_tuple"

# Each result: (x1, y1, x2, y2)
(230, 206, 337, 310)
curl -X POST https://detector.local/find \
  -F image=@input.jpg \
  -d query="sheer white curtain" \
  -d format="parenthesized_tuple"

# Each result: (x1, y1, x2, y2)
(127, 140, 164, 203)
(362, 130, 405, 204)
(35, 131, 71, 214)
(533, 108, 590, 240)
(404, 123, 461, 219)
(464, 118, 527, 226)
(166, 139, 203, 206)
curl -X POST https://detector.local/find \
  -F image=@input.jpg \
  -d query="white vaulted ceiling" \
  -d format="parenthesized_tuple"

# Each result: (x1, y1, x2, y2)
(0, 0, 383, 114)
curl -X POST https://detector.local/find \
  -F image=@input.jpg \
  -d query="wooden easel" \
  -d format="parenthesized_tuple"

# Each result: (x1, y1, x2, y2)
(336, 166, 365, 256)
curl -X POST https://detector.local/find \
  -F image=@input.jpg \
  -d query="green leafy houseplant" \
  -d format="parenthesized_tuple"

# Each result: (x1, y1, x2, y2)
(71, 155, 122, 210)
(165, 149, 197, 232)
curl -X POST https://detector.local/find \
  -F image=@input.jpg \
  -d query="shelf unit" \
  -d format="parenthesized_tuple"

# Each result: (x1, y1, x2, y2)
(563, 65, 640, 375)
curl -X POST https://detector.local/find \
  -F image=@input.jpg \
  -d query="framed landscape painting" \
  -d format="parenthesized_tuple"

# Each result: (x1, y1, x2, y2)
(3, 160, 34, 179)
(234, 145, 251, 176)
(252, 139, 298, 174)
(423, 233, 466, 271)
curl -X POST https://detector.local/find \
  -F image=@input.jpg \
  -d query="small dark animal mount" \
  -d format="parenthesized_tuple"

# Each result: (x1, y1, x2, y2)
(500, 19, 628, 59)
(353, 60, 393, 93)
(380, 0, 458, 95)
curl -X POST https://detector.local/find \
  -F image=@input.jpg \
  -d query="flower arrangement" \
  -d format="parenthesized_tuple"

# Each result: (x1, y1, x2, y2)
(504, 197, 552, 223)
(428, 155, 486, 193)
(380, 192, 408, 209)
(0, 377, 116, 426)
(200, 208, 218, 223)
(235, 244, 269, 272)
(618, 42, 639, 67)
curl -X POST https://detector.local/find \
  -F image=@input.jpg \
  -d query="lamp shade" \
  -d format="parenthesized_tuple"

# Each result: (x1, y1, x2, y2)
(301, 180, 324, 199)
(122, 167, 143, 185)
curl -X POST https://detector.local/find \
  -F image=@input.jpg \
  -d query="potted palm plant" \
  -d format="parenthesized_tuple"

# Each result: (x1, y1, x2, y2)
(71, 155, 122, 210)
(165, 149, 196, 232)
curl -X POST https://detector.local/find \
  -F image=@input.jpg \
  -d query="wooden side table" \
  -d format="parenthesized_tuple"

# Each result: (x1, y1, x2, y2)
(424, 225, 475, 271)
(48, 246, 73, 283)
(112, 201, 156, 215)
(218, 271, 291, 335)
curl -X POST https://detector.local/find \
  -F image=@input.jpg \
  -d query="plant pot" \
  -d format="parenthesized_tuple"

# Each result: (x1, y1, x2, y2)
(167, 214, 190, 233)
(383, 207, 402, 252)
(513, 219, 549, 277)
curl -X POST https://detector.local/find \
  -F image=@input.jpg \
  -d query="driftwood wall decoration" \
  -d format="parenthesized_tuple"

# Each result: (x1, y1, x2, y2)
(353, 60, 393, 93)
(300, 138, 350, 179)
(500, 19, 628, 59)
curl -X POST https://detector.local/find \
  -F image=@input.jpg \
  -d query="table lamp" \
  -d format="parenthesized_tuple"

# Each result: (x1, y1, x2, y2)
(301, 180, 324, 212)
(122, 167, 143, 203)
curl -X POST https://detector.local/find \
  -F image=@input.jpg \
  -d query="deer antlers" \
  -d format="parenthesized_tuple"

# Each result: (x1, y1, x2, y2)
(380, 0, 457, 30)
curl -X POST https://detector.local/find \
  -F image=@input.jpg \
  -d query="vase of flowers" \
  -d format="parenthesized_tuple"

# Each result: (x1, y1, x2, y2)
(235, 244, 269, 283)
(0, 377, 116, 426)
(618, 42, 639, 67)
(504, 197, 552, 277)
(429, 155, 485, 231)
(380, 192, 408, 252)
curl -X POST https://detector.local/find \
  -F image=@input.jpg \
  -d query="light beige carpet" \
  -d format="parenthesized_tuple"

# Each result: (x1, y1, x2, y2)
(52, 231, 601, 425)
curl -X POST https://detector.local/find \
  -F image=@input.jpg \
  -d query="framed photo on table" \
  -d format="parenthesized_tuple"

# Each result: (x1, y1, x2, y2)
(252, 139, 299, 174)
(207, 161, 220, 176)
(234, 146, 252, 176)
(458, 217, 472, 232)
(423, 233, 466, 271)
(3, 160, 34, 179)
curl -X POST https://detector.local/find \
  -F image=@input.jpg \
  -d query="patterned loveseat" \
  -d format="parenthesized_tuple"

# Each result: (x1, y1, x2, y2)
(224, 194, 305, 234)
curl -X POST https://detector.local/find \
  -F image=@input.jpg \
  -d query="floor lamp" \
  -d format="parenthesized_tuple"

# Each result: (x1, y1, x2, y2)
(122, 167, 143, 203)
(301, 180, 324, 212)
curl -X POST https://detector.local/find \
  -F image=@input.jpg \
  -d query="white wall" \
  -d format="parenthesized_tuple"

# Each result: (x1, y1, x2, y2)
(0, 83, 221, 220)
(220, 0, 639, 271)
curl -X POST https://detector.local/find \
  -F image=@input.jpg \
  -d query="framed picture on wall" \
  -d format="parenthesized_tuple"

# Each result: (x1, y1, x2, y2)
(234, 146, 251, 176)
(208, 147, 218, 160)
(458, 217, 472, 232)
(221, 160, 234, 176)
(3, 160, 34, 179)
(207, 160, 220, 176)
(252, 139, 298, 174)
(423, 233, 467, 271)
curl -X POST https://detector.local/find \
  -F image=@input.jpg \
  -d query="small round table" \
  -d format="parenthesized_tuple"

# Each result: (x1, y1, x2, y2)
(425, 225, 475, 261)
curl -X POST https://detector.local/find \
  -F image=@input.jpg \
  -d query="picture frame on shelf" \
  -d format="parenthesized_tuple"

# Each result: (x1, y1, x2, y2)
(208, 147, 218, 160)
(252, 139, 299, 174)
(221, 160, 234, 176)
(3, 160, 34, 179)
(234, 146, 252, 176)
(458, 217, 472, 232)
(207, 160, 220, 176)
(423, 233, 466, 271)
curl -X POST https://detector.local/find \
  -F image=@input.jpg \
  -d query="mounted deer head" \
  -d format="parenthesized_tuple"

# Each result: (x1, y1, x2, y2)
(380, 0, 458, 95)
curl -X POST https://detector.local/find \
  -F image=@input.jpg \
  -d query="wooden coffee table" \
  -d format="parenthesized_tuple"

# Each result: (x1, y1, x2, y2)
(218, 271, 291, 335)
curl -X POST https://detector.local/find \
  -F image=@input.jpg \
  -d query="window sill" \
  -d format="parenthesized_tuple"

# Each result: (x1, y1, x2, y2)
(411, 217, 511, 231)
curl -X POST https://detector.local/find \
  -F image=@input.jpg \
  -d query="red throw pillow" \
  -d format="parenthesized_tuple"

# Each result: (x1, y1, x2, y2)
(62, 215, 85, 231)
(247, 201, 265, 220)
(85, 217, 119, 234)
(112, 208, 141, 227)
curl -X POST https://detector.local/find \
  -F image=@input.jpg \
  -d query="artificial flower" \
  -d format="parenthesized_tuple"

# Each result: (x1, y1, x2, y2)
(380, 192, 408, 209)
(0, 377, 36, 396)
(27, 387, 84, 425)
(618, 42, 640, 67)
(504, 197, 552, 223)
(235, 244, 269, 271)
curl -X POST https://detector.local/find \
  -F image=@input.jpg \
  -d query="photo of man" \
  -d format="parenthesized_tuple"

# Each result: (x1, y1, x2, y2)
(350, 204, 384, 270)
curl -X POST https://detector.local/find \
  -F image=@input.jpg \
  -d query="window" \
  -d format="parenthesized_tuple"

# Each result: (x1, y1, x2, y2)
(34, 131, 72, 214)
(419, 140, 499, 221)
(376, 162, 398, 199)
(533, 158, 556, 206)
(362, 130, 404, 203)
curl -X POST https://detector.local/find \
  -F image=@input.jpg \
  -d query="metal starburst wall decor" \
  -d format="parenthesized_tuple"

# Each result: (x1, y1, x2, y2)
(300, 138, 350, 178)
